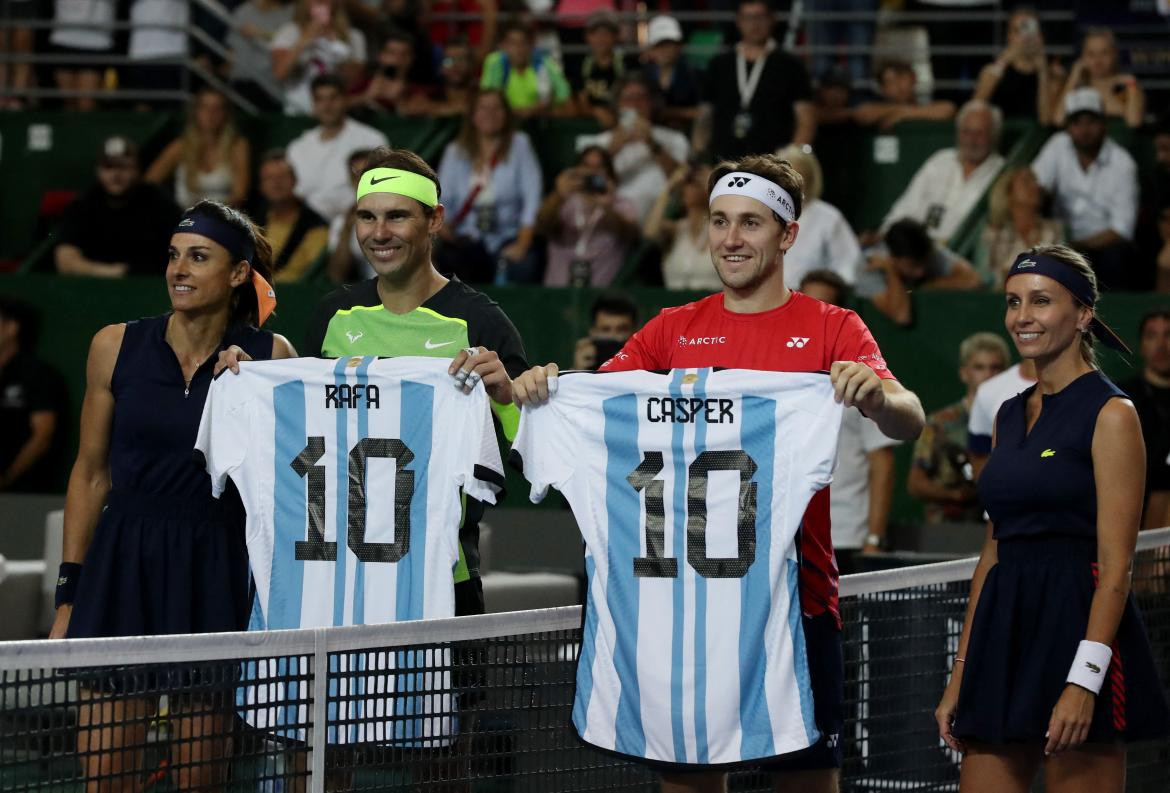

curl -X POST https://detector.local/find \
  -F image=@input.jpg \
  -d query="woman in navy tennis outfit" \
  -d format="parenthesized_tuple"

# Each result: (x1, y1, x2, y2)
(49, 200, 296, 792)
(935, 245, 1168, 791)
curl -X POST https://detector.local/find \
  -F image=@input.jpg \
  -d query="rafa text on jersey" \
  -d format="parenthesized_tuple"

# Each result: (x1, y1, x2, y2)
(325, 383, 381, 409)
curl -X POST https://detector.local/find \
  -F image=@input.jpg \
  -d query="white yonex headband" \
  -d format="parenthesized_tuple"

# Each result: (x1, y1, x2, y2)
(708, 172, 797, 223)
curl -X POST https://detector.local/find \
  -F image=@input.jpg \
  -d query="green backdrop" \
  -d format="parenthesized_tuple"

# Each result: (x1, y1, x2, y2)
(3, 273, 1165, 524)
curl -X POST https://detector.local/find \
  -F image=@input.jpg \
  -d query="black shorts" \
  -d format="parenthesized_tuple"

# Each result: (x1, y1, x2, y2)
(637, 612, 845, 776)
(66, 659, 243, 700)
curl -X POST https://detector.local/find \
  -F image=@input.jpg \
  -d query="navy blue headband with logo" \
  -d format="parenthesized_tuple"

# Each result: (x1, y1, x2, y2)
(1006, 252, 1130, 353)
(174, 212, 255, 265)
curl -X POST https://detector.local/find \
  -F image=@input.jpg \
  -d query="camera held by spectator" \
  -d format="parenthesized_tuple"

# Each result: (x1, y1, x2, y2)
(537, 146, 640, 288)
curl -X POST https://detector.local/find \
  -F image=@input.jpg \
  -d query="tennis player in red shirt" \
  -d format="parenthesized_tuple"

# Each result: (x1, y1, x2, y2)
(512, 153, 924, 793)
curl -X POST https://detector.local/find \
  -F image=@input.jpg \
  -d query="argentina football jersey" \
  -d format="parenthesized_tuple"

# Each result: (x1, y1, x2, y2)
(195, 356, 504, 744)
(511, 368, 843, 765)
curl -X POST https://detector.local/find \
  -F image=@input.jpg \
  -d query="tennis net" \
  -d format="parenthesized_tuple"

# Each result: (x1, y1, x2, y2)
(2, 528, 1168, 792)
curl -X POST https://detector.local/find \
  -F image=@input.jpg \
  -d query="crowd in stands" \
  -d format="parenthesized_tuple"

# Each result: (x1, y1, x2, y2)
(4, 1, 1170, 548)
(1, 1, 1157, 301)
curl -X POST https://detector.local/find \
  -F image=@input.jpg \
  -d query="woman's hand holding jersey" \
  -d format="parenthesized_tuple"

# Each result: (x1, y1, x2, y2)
(214, 336, 297, 375)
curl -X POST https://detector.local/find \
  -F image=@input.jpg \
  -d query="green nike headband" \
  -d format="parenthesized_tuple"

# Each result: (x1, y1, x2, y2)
(356, 168, 439, 207)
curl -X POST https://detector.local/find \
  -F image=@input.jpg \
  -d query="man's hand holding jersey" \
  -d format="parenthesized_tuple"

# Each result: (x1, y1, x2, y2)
(831, 360, 886, 413)
(449, 346, 515, 405)
(512, 362, 559, 407)
(831, 360, 925, 441)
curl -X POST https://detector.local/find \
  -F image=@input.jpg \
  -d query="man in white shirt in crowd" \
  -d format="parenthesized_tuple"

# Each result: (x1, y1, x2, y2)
(879, 99, 1005, 246)
(575, 74, 690, 222)
(967, 359, 1037, 479)
(800, 271, 899, 573)
(286, 74, 388, 223)
(1031, 87, 1138, 290)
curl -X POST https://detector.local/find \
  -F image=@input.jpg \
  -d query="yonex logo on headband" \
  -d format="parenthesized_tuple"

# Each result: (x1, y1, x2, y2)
(710, 171, 797, 223)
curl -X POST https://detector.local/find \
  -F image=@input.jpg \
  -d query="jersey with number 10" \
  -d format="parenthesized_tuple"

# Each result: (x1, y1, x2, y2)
(599, 291, 897, 626)
(511, 368, 844, 765)
(195, 356, 504, 743)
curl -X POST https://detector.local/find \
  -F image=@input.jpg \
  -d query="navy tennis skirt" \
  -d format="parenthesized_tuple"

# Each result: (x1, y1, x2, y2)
(953, 535, 1169, 745)
(67, 488, 251, 640)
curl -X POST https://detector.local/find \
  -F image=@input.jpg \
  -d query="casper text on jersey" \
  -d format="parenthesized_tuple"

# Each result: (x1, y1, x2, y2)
(645, 397, 735, 424)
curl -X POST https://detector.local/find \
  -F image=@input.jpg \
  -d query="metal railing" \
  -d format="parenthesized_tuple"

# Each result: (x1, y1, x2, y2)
(0, 5, 1165, 112)
(0, 5, 1081, 110)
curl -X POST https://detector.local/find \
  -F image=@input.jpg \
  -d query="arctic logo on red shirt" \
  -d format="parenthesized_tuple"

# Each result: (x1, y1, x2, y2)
(678, 335, 727, 347)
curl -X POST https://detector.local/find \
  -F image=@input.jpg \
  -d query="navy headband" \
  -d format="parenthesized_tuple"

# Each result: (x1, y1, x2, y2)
(174, 212, 255, 265)
(1006, 252, 1130, 353)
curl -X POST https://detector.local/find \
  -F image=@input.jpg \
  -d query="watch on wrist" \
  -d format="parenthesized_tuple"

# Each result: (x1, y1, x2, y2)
(865, 533, 886, 549)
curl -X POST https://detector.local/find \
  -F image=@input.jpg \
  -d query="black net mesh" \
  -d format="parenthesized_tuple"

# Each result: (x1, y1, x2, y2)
(2, 544, 1168, 792)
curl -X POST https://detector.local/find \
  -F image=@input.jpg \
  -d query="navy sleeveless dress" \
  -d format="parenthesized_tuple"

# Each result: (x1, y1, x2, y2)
(67, 314, 274, 640)
(953, 371, 1169, 744)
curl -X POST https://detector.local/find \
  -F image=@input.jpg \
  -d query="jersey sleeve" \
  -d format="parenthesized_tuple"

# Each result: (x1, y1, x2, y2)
(460, 393, 506, 505)
(194, 374, 251, 498)
(508, 402, 577, 503)
(598, 311, 668, 371)
(831, 310, 896, 380)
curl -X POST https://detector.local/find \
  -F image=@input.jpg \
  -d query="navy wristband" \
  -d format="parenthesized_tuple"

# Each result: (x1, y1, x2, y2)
(55, 562, 82, 608)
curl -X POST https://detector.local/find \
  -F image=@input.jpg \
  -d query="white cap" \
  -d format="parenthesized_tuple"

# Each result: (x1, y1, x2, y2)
(1064, 87, 1104, 119)
(647, 15, 683, 47)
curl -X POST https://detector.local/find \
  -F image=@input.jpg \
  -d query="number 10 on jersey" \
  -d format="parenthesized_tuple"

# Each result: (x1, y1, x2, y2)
(627, 449, 759, 580)
(290, 435, 416, 563)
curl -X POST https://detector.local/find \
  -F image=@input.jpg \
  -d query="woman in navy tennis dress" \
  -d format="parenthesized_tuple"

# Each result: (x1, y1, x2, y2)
(936, 246, 1168, 791)
(49, 200, 295, 792)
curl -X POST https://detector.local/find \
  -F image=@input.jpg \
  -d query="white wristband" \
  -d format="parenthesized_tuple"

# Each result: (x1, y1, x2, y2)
(1066, 640, 1112, 694)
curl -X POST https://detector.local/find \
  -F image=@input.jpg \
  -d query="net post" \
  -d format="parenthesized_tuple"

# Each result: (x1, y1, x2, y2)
(311, 628, 328, 793)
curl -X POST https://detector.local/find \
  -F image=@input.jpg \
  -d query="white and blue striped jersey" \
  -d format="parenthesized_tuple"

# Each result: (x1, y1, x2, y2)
(195, 356, 504, 743)
(511, 369, 843, 765)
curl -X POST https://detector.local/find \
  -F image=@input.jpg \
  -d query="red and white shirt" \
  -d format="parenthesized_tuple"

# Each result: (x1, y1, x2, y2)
(600, 291, 897, 625)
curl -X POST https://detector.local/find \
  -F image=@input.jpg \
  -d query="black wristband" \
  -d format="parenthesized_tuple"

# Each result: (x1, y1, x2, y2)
(55, 562, 82, 608)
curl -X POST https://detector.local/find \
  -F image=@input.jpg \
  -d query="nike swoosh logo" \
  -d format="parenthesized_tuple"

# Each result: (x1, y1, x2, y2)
(370, 176, 399, 185)
(424, 339, 455, 350)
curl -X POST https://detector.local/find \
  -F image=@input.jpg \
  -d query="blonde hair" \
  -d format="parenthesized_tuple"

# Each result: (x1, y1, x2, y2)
(959, 331, 1010, 368)
(987, 166, 1028, 228)
(776, 144, 823, 202)
(1027, 243, 1100, 368)
(181, 89, 238, 199)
